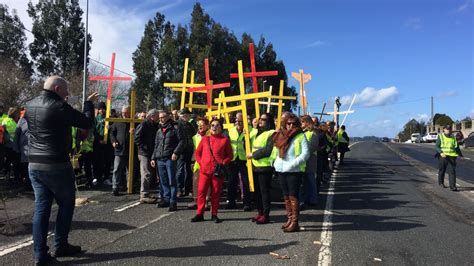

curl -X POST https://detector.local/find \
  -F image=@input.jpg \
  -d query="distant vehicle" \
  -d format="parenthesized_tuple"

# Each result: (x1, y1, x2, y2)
(382, 137, 390, 142)
(423, 132, 438, 143)
(462, 132, 474, 148)
(410, 133, 421, 143)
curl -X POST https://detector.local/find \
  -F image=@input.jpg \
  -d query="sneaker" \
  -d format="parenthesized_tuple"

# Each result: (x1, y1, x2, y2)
(140, 197, 156, 204)
(450, 187, 459, 192)
(191, 214, 204, 222)
(256, 215, 269, 224)
(156, 200, 170, 208)
(211, 215, 222, 223)
(168, 203, 177, 212)
(35, 253, 56, 266)
(251, 214, 263, 222)
(52, 243, 81, 257)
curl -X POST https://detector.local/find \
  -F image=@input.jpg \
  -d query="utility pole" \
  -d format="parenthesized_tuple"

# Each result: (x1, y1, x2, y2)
(431, 96, 434, 126)
(81, 0, 89, 110)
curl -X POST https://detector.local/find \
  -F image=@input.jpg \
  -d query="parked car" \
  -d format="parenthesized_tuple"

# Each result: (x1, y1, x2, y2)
(462, 132, 474, 148)
(423, 132, 438, 143)
(410, 133, 421, 143)
(382, 137, 390, 142)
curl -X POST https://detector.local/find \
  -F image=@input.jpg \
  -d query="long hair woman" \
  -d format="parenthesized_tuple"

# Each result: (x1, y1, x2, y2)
(246, 113, 276, 224)
(192, 118, 233, 223)
(273, 113, 309, 232)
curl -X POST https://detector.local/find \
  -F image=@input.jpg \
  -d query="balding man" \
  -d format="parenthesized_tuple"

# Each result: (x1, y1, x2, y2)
(25, 76, 98, 264)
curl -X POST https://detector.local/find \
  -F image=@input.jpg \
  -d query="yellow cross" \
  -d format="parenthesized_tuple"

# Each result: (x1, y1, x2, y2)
(259, 80, 297, 129)
(105, 89, 143, 194)
(213, 61, 272, 192)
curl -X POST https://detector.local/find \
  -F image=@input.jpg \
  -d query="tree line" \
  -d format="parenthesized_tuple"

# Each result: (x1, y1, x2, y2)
(0, 1, 297, 114)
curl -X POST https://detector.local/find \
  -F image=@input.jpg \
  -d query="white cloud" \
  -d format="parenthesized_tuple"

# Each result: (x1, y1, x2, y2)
(452, 0, 472, 13)
(341, 86, 399, 107)
(301, 40, 328, 49)
(405, 17, 422, 30)
(412, 113, 429, 122)
(437, 90, 457, 97)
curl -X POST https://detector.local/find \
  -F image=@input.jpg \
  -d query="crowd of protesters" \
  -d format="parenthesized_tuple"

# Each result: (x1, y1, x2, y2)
(2, 75, 350, 264)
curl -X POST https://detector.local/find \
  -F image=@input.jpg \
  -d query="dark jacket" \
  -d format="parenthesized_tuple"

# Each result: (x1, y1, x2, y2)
(25, 90, 95, 164)
(134, 119, 159, 157)
(177, 119, 196, 151)
(109, 122, 130, 156)
(152, 120, 185, 160)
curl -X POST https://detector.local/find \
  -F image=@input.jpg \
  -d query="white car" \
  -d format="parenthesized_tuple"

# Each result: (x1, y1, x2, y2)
(424, 132, 438, 143)
(411, 133, 421, 143)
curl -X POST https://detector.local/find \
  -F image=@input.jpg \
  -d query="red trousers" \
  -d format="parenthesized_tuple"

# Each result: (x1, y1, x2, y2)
(197, 172, 224, 216)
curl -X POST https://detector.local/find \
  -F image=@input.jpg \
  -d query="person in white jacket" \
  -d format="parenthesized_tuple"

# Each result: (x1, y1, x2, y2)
(272, 113, 309, 232)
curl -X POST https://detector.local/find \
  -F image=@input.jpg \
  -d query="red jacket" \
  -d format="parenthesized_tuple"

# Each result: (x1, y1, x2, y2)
(195, 134, 233, 175)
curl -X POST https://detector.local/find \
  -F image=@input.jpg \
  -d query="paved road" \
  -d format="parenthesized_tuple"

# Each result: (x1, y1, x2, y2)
(388, 142, 474, 184)
(0, 142, 472, 265)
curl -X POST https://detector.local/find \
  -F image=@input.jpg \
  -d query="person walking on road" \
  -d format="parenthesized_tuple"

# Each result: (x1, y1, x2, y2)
(436, 124, 463, 191)
(25, 76, 98, 265)
(337, 125, 350, 165)
(109, 106, 132, 196)
(134, 109, 159, 203)
(187, 117, 209, 209)
(273, 113, 309, 232)
(191, 118, 233, 223)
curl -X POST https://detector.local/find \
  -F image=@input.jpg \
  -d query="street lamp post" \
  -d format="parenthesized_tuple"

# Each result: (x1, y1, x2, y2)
(82, 0, 89, 110)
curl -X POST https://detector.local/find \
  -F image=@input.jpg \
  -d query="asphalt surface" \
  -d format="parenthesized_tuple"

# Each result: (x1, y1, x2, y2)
(0, 141, 473, 265)
(388, 142, 474, 184)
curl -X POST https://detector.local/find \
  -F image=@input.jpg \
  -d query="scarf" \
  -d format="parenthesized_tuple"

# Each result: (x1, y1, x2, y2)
(272, 127, 303, 158)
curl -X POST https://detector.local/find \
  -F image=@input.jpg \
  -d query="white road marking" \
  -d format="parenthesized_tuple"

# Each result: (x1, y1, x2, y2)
(0, 233, 53, 257)
(114, 201, 141, 212)
(318, 142, 360, 266)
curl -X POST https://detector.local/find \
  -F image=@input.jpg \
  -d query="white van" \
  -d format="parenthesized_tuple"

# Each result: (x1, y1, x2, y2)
(410, 133, 421, 143)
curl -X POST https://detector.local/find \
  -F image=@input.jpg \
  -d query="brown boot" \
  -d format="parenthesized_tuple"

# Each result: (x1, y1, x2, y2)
(281, 196, 292, 229)
(284, 196, 300, 233)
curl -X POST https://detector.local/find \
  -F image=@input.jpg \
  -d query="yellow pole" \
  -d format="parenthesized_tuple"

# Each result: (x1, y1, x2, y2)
(180, 58, 189, 110)
(188, 70, 195, 112)
(127, 89, 137, 194)
(238, 60, 254, 192)
(277, 80, 284, 129)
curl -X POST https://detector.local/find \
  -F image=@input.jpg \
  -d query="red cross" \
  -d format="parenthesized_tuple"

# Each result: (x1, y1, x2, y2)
(229, 43, 278, 93)
(188, 58, 231, 109)
(89, 52, 132, 103)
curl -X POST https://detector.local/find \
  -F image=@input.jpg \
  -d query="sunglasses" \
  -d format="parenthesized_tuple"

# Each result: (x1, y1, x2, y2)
(287, 122, 298, 126)
(260, 118, 268, 121)
(211, 124, 221, 128)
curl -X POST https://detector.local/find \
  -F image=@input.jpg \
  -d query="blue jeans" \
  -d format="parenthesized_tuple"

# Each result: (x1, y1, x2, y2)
(157, 159, 177, 203)
(301, 172, 318, 205)
(29, 165, 76, 260)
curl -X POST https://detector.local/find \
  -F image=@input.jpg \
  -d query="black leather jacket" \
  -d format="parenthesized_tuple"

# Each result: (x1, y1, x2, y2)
(151, 120, 185, 160)
(25, 90, 95, 164)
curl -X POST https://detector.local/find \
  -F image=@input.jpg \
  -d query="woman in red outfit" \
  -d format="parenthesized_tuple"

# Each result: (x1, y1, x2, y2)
(192, 119, 233, 223)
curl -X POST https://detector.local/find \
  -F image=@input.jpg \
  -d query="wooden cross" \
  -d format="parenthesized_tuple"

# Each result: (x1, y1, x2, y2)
(89, 52, 132, 143)
(340, 95, 357, 126)
(259, 86, 281, 113)
(105, 89, 143, 194)
(326, 96, 355, 127)
(188, 58, 231, 116)
(230, 43, 279, 119)
(262, 80, 297, 129)
(214, 60, 272, 192)
(291, 69, 312, 115)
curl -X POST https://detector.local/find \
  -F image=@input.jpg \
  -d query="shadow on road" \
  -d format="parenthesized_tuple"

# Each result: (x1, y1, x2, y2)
(68, 238, 299, 264)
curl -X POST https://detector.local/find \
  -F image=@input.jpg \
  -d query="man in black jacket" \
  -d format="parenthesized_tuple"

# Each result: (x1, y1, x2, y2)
(151, 110, 185, 211)
(176, 109, 196, 196)
(25, 76, 98, 265)
(109, 106, 132, 196)
(134, 109, 159, 203)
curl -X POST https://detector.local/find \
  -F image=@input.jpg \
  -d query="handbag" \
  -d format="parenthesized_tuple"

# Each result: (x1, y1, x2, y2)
(208, 137, 227, 178)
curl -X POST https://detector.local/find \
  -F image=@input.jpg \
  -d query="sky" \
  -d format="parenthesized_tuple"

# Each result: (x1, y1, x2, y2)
(3, 0, 473, 137)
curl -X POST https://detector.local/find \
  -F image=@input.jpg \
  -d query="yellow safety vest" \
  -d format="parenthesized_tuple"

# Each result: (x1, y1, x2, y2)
(1, 117, 16, 142)
(229, 126, 246, 161)
(251, 129, 275, 167)
(192, 133, 206, 172)
(71, 127, 77, 151)
(439, 134, 458, 157)
(80, 131, 94, 153)
(293, 133, 307, 172)
(337, 129, 348, 144)
(250, 128, 258, 141)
